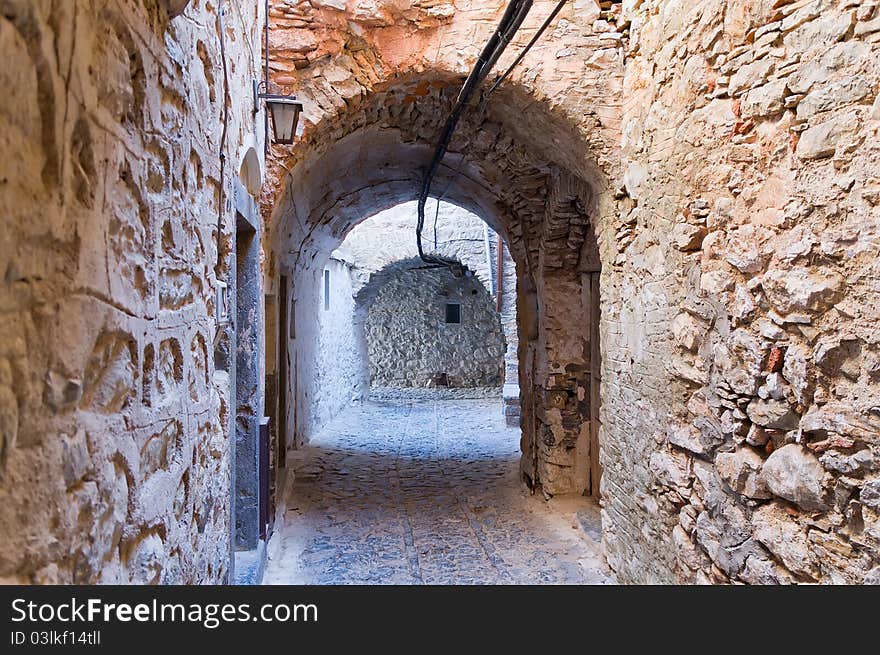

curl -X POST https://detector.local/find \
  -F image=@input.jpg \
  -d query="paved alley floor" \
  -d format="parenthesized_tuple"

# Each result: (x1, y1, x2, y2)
(264, 397, 614, 585)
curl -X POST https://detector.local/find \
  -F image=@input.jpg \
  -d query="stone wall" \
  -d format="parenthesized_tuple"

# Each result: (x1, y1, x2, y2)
(313, 258, 362, 431)
(365, 266, 506, 388)
(0, 0, 262, 583)
(605, 0, 880, 584)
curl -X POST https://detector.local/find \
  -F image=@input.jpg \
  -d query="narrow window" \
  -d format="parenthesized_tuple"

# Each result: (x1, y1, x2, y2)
(445, 302, 461, 324)
(323, 269, 330, 311)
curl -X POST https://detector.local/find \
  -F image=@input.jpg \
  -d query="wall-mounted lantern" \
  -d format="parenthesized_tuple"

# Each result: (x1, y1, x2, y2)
(255, 0, 303, 146)
(253, 81, 303, 145)
(263, 95, 302, 144)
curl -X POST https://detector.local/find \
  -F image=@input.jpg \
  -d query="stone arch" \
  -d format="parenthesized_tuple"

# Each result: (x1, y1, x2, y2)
(267, 71, 612, 269)
(334, 199, 520, 405)
(267, 65, 613, 497)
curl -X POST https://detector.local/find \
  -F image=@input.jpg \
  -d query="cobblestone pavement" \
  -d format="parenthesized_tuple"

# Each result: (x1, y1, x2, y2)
(264, 397, 614, 585)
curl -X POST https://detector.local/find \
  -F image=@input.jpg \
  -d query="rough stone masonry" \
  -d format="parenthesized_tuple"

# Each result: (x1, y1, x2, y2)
(0, 0, 878, 585)
(0, 0, 263, 583)
(364, 265, 506, 388)
(611, 0, 880, 585)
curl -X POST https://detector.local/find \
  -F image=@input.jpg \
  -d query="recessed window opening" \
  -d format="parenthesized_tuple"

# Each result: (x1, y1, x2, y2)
(445, 302, 461, 324)
(323, 269, 330, 311)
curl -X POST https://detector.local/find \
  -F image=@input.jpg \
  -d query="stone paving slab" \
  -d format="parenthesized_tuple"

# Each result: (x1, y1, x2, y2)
(264, 398, 614, 585)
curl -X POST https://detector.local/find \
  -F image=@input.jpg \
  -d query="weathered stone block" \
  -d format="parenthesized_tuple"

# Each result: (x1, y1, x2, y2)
(762, 267, 845, 315)
(819, 449, 873, 476)
(760, 444, 830, 511)
(668, 421, 707, 456)
(747, 398, 799, 431)
(715, 447, 771, 499)
(740, 79, 788, 118)
(795, 112, 861, 160)
(801, 403, 880, 443)
(649, 449, 691, 490)
(671, 223, 707, 251)
(752, 502, 819, 579)
(671, 312, 707, 352)
(796, 76, 872, 120)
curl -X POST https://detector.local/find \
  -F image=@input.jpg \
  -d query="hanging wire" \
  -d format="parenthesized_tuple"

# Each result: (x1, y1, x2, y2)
(416, 0, 571, 270)
(483, 0, 569, 105)
(416, 0, 534, 269)
(433, 196, 440, 250)
(216, 1, 230, 238)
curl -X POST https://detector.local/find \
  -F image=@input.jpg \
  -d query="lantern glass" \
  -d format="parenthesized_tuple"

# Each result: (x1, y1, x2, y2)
(265, 97, 302, 144)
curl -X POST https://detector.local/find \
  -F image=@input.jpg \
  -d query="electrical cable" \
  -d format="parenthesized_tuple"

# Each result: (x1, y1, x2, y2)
(483, 0, 569, 103)
(213, 0, 231, 356)
(415, 0, 569, 271)
(216, 1, 230, 243)
(433, 196, 440, 250)
(416, 0, 534, 270)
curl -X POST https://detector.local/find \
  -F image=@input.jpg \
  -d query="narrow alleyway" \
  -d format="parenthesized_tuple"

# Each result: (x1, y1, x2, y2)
(264, 397, 613, 584)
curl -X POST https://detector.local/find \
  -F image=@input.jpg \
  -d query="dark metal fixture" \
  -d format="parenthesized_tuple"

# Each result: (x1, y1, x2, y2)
(255, 0, 303, 145)
(415, 0, 570, 269)
(260, 91, 303, 144)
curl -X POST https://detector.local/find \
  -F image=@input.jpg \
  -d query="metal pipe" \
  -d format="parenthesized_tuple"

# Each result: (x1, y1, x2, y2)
(264, 0, 269, 91)
(216, 0, 229, 235)
(264, 0, 270, 159)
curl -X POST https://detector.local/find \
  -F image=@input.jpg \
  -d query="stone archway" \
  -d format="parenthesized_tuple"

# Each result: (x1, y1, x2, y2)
(266, 69, 612, 498)
(336, 201, 520, 412)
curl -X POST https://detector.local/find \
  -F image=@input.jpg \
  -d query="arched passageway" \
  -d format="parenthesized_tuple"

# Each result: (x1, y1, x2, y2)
(2, 0, 875, 587)
(262, 170, 610, 580)
(340, 201, 522, 420)
(256, 0, 621, 584)
(267, 73, 610, 499)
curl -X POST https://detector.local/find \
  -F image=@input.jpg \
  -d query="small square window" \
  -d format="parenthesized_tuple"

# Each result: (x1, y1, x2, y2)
(445, 303, 461, 324)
